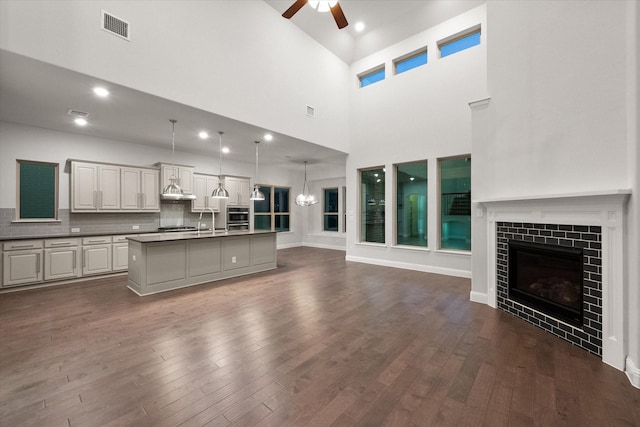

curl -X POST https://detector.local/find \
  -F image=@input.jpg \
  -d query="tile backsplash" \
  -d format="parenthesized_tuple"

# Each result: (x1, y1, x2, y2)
(0, 204, 212, 239)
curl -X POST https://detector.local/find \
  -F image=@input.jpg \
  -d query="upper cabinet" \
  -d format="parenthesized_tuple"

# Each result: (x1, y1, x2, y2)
(192, 173, 221, 212)
(121, 167, 160, 211)
(157, 163, 194, 195)
(71, 161, 121, 211)
(71, 160, 159, 213)
(225, 176, 250, 206)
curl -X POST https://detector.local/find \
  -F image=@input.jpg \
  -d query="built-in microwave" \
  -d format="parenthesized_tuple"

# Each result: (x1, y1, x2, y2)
(227, 207, 249, 231)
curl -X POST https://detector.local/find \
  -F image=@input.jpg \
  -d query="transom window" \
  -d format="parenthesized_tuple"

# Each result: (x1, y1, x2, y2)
(358, 65, 385, 88)
(439, 26, 481, 58)
(394, 48, 428, 75)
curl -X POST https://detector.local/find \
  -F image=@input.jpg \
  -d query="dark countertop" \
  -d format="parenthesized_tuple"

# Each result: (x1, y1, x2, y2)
(0, 230, 161, 243)
(128, 230, 276, 244)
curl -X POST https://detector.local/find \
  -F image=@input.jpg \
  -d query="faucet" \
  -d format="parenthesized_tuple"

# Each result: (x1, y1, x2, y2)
(207, 207, 215, 232)
(197, 211, 204, 233)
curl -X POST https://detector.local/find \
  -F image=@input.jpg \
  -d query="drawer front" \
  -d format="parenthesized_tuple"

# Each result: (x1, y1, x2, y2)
(45, 238, 79, 248)
(112, 235, 135, 243)
(82, 236, 112, 245)
(3, 240, 44, 251)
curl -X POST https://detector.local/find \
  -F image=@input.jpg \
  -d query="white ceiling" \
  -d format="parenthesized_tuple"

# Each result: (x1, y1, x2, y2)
(0, 1, 482, 169)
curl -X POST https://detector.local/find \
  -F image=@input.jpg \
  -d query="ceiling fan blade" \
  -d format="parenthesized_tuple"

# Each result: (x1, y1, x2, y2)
(282, 0, 308, 19)
(330, 2, 348, 29)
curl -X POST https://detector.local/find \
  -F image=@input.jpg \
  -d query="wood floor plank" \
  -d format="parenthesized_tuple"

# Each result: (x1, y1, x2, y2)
(0, 247, 637, 426)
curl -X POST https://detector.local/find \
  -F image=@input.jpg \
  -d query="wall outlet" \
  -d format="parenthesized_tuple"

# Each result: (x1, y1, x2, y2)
(232, 256, 237, 264)
(132, 225, 140, 230)
(71, 227, 80, 233)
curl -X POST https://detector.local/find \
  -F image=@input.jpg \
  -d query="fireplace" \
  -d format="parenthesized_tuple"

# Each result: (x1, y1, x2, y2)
(508, 240, 583, 327)
(495, 222, 603, 357)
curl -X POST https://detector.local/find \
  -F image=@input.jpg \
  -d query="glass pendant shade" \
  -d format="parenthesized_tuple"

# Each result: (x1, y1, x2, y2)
(295, 161, 318, 206)
(212, 131, 229, 199)
(249, 140, 265, 201)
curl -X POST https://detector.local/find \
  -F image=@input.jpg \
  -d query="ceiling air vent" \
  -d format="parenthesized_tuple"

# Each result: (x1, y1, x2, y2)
(306, 105, 315, 118)
(67, 109, 90, 118)
(101, 10, 130, 41)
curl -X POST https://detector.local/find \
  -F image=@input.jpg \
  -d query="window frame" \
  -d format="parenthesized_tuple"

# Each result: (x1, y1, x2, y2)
(438, 25, 481, 59)
(358, 166, 386, 244)
(393, 47, 428, 75)
(394, 160, 428, 249)
(253, 184, 291, 232)
(438, 155, 472, 252)
(15, 159, 60, 222)
(322, 187, 339, 232)
(358, 64, 386, 88)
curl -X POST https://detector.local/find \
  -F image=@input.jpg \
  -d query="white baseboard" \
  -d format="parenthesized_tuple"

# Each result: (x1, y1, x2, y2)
(345, 255, 471, 278)
(469, 290, 488, 304)
(626, 357, 640, 389)
(303, 242, 346, 251)
(277, 242, 303, 249)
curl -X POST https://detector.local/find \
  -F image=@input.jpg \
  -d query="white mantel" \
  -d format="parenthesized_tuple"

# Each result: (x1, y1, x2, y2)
(475, 189, 631, 371)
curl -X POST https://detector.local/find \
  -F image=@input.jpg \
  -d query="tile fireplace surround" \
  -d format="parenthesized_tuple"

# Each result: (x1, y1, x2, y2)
(478, 190, 631, 375)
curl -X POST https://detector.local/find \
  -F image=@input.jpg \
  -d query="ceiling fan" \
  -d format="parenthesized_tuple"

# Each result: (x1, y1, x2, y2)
(282, 0, 349, 29)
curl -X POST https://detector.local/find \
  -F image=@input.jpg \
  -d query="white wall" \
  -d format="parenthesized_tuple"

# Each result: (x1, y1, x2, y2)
(0, 0, 350, 154)
(472, 0, 638, 385)
(345, 5, 487, 277)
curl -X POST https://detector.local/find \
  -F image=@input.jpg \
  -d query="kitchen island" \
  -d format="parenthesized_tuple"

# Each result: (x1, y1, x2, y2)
(127, 230, 276, 296)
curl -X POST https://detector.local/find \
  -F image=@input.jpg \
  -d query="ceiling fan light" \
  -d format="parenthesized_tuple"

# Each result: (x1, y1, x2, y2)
(309, 1, 337, 12)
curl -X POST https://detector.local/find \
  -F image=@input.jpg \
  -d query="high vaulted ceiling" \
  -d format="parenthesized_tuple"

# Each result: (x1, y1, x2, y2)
(264, 0, 483, 64)
(0, 1, 483, 170)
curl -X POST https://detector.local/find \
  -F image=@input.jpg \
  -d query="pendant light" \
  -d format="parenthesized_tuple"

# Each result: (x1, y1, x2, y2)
(161, 119, 195, 201)
(295, 161, 318, 206)
(249, 140, 265, 201)
(211, 131, 229, 199)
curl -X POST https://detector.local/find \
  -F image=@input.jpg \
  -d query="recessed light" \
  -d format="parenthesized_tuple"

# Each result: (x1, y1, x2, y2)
(355, 22, 365, 32)
(376, 178, 381, 183)
(222, 147, 230, 154)
(199, 131, 209, 139)
(264, 133, 273, 141)
(74, 118, 88, 126)
(93, 87, 109, 97)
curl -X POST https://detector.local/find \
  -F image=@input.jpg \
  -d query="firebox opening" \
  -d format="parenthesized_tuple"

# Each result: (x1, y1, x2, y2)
(508, 240, 584, 327)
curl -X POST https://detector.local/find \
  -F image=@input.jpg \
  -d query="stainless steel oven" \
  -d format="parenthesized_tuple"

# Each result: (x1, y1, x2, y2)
(227, 207, 249, 231)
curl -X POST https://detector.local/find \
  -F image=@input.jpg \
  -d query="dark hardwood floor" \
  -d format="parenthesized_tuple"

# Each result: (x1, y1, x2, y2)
(1, 247, 638, 426)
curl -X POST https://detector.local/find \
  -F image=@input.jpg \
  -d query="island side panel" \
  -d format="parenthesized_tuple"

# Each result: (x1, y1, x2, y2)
(188, 239, 222, 280)
(251, 234, 277, 266)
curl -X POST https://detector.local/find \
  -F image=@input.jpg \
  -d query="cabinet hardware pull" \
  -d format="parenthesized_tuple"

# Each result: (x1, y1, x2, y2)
(73, 249, 77, 269)
(82, 250, 86, 268)
(50, 242, 69, 246)
(36, 253, 40, 274)
(11, 244, 34, 249)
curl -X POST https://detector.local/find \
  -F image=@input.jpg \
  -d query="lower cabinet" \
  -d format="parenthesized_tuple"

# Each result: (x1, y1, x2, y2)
(112, 236, 131, 272)
(44, 238, 80, 281)
(1, 234, 137, 289)
(2, 242, 43, 287)
(82, 236, 112, 276)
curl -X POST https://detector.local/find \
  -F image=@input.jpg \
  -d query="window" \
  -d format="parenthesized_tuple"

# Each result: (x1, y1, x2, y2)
(396, 161, 427, 247)
(323, 188, 339, 232)
(358, 65, 385, 88)
(439, 156, 471, 251)
(439, 26, 481, 58)
(360, 167, 385, 243)
(342, 186, 347, 233)
(16, 160, 59, 221)
(254, 185, 290, 232)
(394, 48, 428, 75)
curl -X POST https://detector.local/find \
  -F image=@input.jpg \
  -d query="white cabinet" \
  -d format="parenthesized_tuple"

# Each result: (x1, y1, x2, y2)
(2, 240, 43, 287)
(112, 235, 132, 272)
(82, 236, 112, 276)
(225, 176, 250, 206)
(43, 238, 80, 281)
(192, 173, 221, 213)
(71, 161, 121, 212)
(121, 167, 160, 211)
(158, 163, 194, 195)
